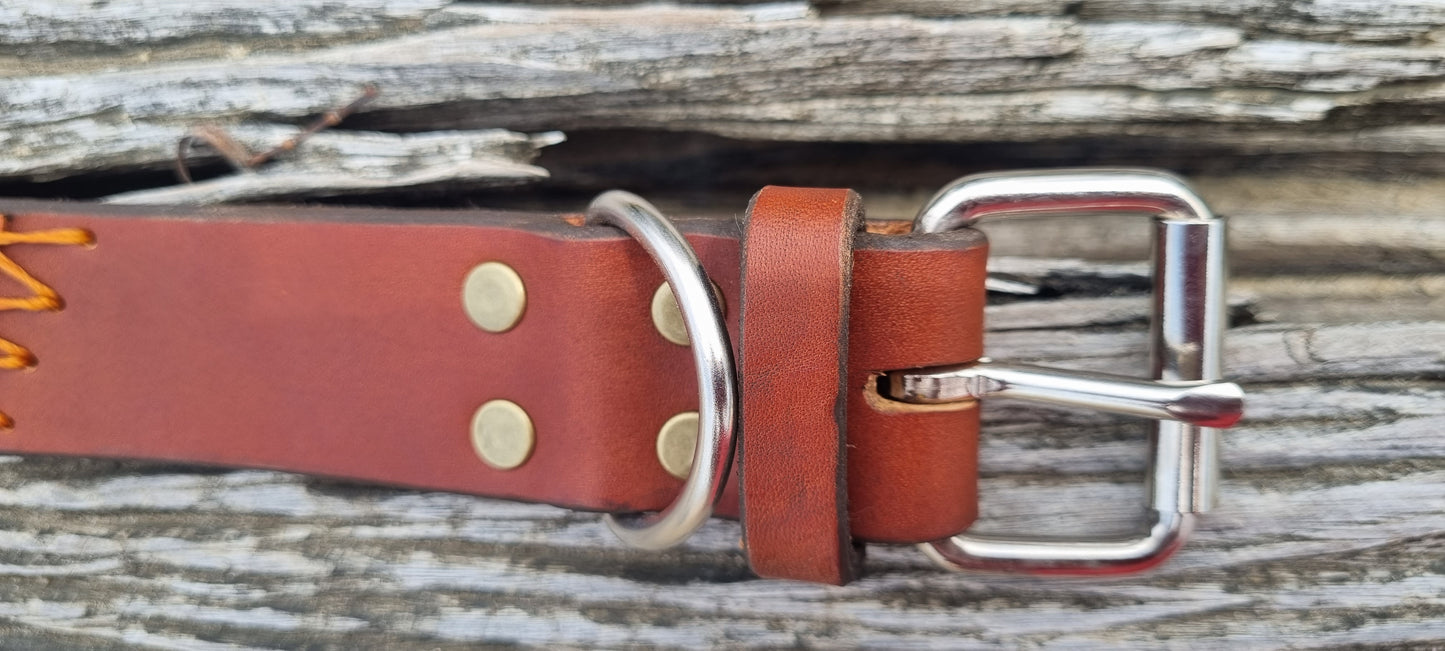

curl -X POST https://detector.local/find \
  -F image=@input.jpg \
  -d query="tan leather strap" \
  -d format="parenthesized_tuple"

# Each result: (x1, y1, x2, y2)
(739, 187, 864, 584)
(0, 197, 985, 545)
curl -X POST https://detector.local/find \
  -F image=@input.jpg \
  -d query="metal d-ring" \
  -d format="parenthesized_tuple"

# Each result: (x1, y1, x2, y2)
(904, 168, 1236, 573)
(585, 190, 738, 551)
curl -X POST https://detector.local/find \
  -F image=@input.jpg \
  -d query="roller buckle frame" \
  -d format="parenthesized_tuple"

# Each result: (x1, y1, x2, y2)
(886, 169, 1244, 574)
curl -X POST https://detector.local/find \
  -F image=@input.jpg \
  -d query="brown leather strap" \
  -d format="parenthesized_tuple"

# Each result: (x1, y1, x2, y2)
(739, 187, 864, 584)
(0, 197, 985, 544)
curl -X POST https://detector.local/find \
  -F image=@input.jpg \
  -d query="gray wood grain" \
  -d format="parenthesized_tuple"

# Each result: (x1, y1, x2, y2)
(8, 1, 1445, 184)
(0, 0, 451, 50)
(817, 0, 1445, 42)
(101, 128, 563, 204)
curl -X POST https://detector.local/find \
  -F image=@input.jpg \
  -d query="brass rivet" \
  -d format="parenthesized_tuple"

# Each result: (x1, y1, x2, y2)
(463, 262, 526, 333)
(656, 411, 698, 480)
(471, 399, 535, 470)
(651, 282, 723, 347)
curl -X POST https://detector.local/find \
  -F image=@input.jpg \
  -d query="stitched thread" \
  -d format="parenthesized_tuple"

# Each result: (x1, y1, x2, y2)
(0, 214, 95, 429)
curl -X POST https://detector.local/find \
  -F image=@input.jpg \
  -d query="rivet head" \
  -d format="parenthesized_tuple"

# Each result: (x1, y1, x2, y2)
(651, 282, 723, 347)
(656, 411, 698, 480)
(463, 262, 526, 333)
(471, 400, 535, 470)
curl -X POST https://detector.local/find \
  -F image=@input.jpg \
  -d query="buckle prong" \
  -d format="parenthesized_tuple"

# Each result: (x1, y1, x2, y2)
(886, 360, 1243, 428)
(904, 169, 1239, 574)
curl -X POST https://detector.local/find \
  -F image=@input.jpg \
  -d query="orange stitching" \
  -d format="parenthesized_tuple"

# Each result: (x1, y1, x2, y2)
(0, 214, 95, 429)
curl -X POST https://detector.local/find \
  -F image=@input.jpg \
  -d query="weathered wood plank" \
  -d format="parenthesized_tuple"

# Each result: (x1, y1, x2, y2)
(986, 321, 1445, 382)
(1234, 274, 1445, 323)
(9, 3, 1445, 186)
(101, 128, 563, 204)
(3, 118, 559, 181)
(0, 0, 452, 51)
(0, 449, 1438, 647)
(856, 176, 1445, 273)
(16, 0, 1444, 50)
(817, 0, 1445, 43)
(974, 212, 1445, 274)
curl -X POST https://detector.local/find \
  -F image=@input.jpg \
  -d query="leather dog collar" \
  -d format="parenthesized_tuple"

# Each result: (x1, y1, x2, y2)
(0, 168, 1243, 585)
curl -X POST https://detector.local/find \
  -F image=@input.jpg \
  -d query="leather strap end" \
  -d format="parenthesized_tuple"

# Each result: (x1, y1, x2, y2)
(0, 197, 986, 567)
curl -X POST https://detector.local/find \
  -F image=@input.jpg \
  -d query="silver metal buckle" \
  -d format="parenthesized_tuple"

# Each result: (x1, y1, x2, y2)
(585, 190, 738, 550)
(888, 169, 1244, 573)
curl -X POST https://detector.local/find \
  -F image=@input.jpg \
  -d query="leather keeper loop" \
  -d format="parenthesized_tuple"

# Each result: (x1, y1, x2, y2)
(739, 186, 865, 584)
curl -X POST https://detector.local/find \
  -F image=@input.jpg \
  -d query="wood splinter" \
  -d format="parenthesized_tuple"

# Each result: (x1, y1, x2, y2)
(175, 84, 380, 183)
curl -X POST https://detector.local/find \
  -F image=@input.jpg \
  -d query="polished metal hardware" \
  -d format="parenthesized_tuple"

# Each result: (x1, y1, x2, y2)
(887, 361, 1243, 428)
(461, 261, 526, 333)
(580, 170, 1238, 571)
(656, 411, 700, 480)
(651, 282, 695, 346)
(584, 190, 738, 551)
(652, 281, 726, 347)
(905, 168, 1240, 574)
(470, 399, 535, 471)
